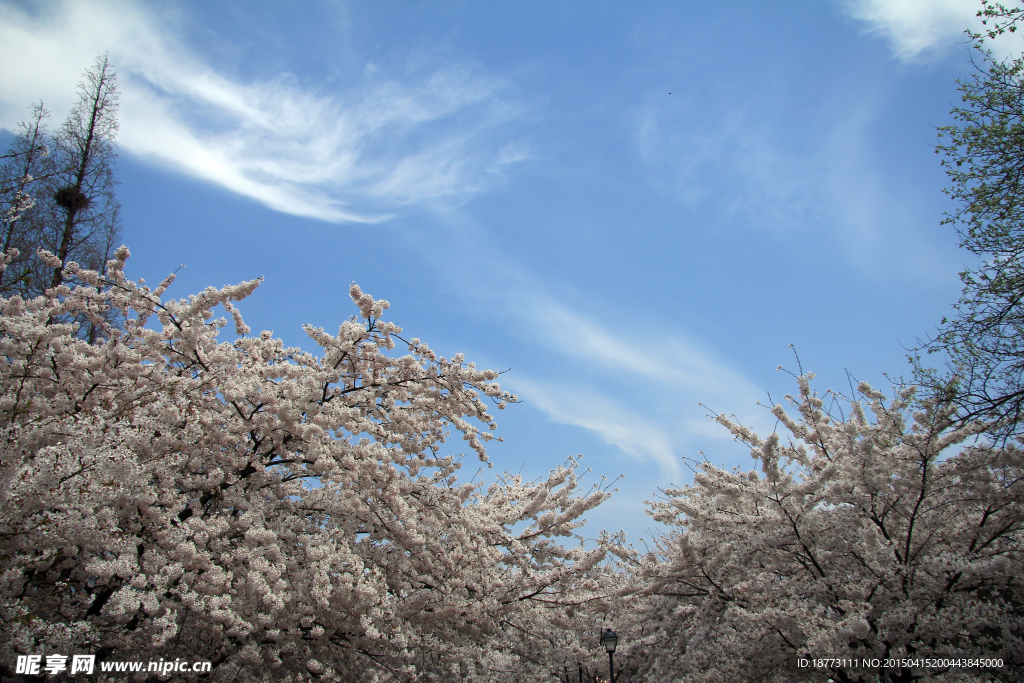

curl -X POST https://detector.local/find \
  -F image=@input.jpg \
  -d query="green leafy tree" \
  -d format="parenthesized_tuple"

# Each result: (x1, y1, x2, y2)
(917, 2, 1024, 437)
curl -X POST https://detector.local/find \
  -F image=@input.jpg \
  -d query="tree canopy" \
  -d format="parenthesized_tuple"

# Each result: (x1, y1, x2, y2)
(918, 2, 1024, 437)
(626, 376, 1024, 683)
(0, 247, 626, 681)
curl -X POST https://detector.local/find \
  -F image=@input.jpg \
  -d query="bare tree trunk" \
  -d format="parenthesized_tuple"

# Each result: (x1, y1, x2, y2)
(50, 55, 119, 290)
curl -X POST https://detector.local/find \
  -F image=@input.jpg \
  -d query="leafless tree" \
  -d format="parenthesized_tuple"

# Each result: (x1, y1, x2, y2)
(0, 54, 121, 301)
(0, 102, 53, 292)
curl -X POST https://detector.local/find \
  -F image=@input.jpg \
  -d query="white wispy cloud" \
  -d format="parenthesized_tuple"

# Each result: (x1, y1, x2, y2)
(631, 86, 965, 284)
(0, 0, 526, 223)
(524, 296, 761, 399)
(509, 376, 685, 478)
(411, 203, 775, 479)
(485, 286, 772, 479)
(486, 292, 780, 541)
(635, 104, 814, 234)
(840, 0, 1018, 61)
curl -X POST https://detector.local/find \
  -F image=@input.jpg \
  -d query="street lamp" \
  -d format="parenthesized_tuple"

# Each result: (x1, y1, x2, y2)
(600, 629, 618, 683)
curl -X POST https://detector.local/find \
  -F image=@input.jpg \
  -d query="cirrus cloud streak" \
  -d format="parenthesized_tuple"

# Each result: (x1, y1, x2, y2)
(0, 0, 528, 223)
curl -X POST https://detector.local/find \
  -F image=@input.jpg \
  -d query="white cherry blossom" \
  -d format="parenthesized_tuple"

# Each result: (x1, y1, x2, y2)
(0, 247, 623, 681)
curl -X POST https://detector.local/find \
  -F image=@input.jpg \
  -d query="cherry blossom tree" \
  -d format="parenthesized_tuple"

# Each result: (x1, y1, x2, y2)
(632, 374, 1024, 683)
(0, 247, 623, 681)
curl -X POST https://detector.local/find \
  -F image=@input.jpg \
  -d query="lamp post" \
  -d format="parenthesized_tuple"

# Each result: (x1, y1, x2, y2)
(600, 629, 618, 683)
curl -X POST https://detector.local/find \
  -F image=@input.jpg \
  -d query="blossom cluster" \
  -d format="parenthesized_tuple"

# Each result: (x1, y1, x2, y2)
(0, 248, 624, 681)
(624, 375, 1024, 683)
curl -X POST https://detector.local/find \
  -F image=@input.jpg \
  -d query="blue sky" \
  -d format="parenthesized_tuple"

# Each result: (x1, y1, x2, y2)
(0, 0, 1009, 545)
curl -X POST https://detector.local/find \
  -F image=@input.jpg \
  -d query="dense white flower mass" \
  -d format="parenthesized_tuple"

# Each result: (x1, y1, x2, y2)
(0, 248, 625, 681)
(3, 246, 1022, 683)
(625, 374, 1024, 683)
